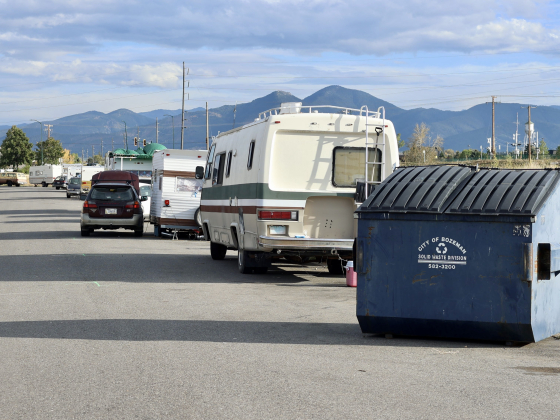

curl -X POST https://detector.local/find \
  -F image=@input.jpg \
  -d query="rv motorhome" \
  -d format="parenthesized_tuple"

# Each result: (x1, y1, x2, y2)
(150, 149, 206, 237)
(29, 165, 62, 187)
(200, 103, 399, 274)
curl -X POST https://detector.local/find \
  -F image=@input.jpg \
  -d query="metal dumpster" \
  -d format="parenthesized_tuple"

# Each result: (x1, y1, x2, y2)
(355, 165, 560, 343)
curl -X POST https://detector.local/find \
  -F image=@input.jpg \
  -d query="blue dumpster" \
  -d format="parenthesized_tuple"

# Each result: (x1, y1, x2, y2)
(355, 165, 560, 343)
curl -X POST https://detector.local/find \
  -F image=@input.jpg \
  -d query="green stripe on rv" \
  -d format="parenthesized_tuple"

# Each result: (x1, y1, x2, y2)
(200, 183, 354, 200)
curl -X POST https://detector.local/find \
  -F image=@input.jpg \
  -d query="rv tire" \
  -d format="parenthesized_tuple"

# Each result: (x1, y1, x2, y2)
(210, 242, 227, 260)
(194, 208, 202, 227)
(327, 258, 346, 275)
(134, 228, 143, 237)
(42, 182, 47, 187)
(238, 249, 253, 274)
(254, 267, 268, 274)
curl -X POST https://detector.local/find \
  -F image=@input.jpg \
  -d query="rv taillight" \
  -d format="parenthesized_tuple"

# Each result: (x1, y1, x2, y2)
(258, 210, 297, 221)
(164, 200, 170, 206)
(274, 121, 281, 124)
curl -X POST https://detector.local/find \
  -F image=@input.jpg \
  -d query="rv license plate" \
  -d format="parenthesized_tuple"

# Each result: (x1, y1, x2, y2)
(269, 225, 286, 235)
(105, 208, 117, 215)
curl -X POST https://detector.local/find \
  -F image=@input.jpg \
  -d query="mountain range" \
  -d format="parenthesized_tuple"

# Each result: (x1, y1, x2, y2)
(3, 86, 558, 155)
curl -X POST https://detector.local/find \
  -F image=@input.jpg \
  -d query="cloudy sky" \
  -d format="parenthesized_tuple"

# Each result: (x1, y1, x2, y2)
(1, 0, 560, 124)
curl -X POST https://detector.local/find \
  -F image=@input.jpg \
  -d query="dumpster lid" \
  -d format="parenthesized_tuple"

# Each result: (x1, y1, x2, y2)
(446, 168, 559, 215)
(359, 165, 474, 213)
(359, 166, 560, 216)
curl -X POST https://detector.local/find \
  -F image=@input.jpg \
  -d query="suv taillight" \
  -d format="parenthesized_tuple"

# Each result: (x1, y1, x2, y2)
(83, 200, 97, 209)
(125, 201, 140, 209)
(258, 210, 298, 221)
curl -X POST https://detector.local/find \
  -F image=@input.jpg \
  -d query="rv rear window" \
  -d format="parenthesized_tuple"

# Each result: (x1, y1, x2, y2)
(226, 151, 233, 177)
(247, 141, 255, 170)
(332, 147, 382, 187)
(212, 153, 226, 185)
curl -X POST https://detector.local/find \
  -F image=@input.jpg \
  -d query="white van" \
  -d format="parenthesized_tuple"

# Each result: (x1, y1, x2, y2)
(200, 103, 399, 274)
(29, 165, 62, 187)
(150, 149, 206, 236)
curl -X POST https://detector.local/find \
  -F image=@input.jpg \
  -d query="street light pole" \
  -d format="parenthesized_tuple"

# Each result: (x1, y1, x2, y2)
(164, 114, 175, 149)
(30, 119, 43, 165)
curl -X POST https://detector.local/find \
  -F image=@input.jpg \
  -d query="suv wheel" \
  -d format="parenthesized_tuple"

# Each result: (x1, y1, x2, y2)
(134, 228, 143, 237)
(80, 228, 91, 237)
(56, 186, 60, 190)
(210, 242, 227, 260)
(66, 193, 71, 198)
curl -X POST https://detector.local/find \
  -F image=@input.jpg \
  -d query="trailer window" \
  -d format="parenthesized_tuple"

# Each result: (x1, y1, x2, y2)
(332, 147, 382, 187)
(212, 153, 226, 186)
(247, 141, 255, 170)
(225, 151, 233, 177)
(204, 144, 216, 179)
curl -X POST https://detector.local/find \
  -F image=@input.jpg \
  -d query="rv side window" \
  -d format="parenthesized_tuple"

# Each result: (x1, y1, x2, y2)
(332, 147, 382, 187)
(225, 151, 233, 177)
(247, 141, 255, 170)
(212, 153, 226, 186)
(204, 144, 216, 179)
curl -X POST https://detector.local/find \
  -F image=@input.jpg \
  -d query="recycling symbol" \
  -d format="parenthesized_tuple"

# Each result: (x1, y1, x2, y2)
(436, 243, 447, 254)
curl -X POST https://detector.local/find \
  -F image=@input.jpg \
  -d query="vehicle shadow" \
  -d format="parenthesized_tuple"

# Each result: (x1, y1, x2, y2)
(0, 319, 501, 348)
(0, 253, 311, 284)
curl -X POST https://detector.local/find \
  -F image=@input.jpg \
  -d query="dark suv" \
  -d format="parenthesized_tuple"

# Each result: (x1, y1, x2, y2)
(53, 176, 68, 190)
(80, 183, 146, 237)
(67, 177, 81, 198)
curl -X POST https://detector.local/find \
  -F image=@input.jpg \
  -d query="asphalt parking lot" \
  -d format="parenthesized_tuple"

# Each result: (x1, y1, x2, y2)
(1, 186, 560, 419)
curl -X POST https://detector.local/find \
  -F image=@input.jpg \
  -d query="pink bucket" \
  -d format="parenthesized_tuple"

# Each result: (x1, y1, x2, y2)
(345, 261, 357, 287)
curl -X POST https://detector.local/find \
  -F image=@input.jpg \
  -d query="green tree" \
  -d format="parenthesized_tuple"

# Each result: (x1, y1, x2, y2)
(555, 145, 560, 158)
(35, 137, 65, 164)
(397, 133, 405, 149)
(0, 126, 34, 170)
(539, 138, 549, 158)
(403, 123, 443, 164)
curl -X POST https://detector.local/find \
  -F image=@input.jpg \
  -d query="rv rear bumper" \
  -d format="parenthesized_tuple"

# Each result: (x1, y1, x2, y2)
(258, 236, 353, 251)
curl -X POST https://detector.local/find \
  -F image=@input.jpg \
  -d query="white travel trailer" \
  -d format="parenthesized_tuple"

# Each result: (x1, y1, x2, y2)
(79, 165, 105, 197)
(150, 149, 207, 237)
(200, 103, 399, 274)
(62, 164, 82, 179)
(29, 164, 62, 187)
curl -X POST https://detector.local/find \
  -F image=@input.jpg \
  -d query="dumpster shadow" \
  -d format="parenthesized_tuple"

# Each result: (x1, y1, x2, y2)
(362, 333, 529, 348)
(0, 319, 506, 348)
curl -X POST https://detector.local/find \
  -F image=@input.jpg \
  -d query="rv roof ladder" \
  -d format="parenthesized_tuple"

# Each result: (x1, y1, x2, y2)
(361, 105, 386, 201)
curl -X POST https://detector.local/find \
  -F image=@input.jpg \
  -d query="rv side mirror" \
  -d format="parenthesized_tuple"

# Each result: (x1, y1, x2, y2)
(195, 166, 204, 179)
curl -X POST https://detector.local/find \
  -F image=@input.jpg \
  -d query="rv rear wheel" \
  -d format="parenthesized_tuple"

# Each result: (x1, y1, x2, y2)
(327, 258, 346, 275)
(194, 208, 202, 227)
(238, 249, 252, 274)
(42, 182, 47, 187)
(210, 242, 227, 260)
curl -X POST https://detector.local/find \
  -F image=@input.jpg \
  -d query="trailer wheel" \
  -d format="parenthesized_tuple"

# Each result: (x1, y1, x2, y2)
(210, 242, 227, 260)
(7, 181, 12, 187)
(327, 258, 346, 275)
(42, 182, 47, 187)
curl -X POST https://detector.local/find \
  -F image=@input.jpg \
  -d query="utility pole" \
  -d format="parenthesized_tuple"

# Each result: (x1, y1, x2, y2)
(165, 114, 175, 149)
(522, 105, 537, 162)
(31, 120, 43, 165)
(112, 138, 114, 152)
(181, 62, 185, 150)
(122, 121, 128, 150)
(206, 101, 209, 150)
(45, 124, 53, 139)
(137, 126, 140, 147)
(486, 96, 498, 157)
(92, 145, 94, 163)
(156, 117, 159, 143)
(101, 140, 103, 157)
(81, 148, 84, 164)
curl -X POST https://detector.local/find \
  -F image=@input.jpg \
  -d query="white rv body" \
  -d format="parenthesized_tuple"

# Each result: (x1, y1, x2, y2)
(29, 165, 62, 186)
(79, 165, 105, 195)
(150, 149, 206, 235)
(200, 103, 399, 273)
(62, 164, 82, 178)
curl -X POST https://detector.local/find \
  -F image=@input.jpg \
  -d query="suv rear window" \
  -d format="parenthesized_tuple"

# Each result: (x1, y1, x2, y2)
(91, 186, 134, 201)
(70, 178, 81, 185)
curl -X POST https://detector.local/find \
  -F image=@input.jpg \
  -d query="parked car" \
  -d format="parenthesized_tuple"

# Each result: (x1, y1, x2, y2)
(80, 182, 146, 237)
(0, 172, 28, 187)
(140, 184, 152, 221)
(67, 177, 81, 198)
(52, 176, 68, 190)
